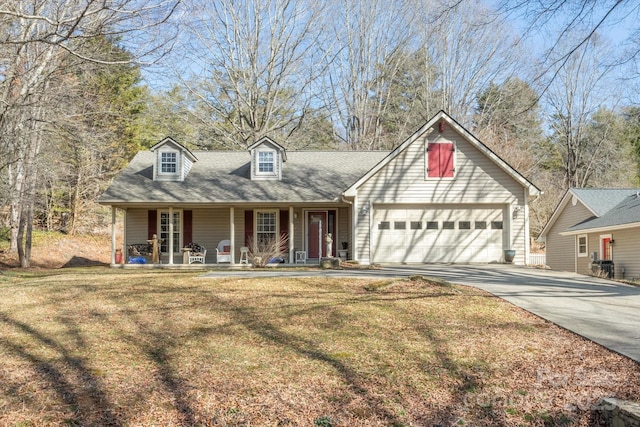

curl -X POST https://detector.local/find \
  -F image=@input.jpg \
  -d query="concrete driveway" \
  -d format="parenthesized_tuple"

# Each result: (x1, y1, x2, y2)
(202, 264, 640, 362)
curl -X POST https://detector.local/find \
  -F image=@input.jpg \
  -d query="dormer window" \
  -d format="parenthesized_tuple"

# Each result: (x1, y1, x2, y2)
(248, 137, 287, 181)
(150, 137, 198, 182)
(161, 152, 177, 174)
(258, 151, 274, 173)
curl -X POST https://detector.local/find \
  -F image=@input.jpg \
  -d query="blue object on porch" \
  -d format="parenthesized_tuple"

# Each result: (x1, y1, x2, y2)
(268, 257, 285, 264)
(129, 256, 146, 264)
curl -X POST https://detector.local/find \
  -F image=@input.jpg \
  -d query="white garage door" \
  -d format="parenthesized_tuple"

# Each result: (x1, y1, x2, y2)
(372, 207, 504, 263)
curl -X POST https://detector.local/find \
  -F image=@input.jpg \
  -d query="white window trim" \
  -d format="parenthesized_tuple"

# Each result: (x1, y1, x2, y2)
(599, 233, 613, 260)
(256, 150, 276, 176)
(577, 234, 588, 257)
(425, 140, 457, 180)
(159, 150, 179, 176)
(254, 209, 279, 242)
(158, 209, 183, 253)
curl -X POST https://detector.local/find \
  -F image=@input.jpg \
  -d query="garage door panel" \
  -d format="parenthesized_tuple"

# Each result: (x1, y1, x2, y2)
(373, 207, 504, 263)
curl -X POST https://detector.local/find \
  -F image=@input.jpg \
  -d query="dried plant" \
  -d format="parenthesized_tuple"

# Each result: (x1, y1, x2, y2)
(247, 234, 288, 267)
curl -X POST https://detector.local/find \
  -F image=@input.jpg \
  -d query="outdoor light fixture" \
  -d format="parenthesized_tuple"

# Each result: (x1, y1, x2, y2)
(512, 206, 522, 219)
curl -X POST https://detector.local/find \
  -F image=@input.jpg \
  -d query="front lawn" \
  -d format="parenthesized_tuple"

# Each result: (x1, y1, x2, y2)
(0, 269, 638, 426)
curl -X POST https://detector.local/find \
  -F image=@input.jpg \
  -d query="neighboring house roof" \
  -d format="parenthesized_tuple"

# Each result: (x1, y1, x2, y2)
(344, 110, 541, 197)
(569, 188, 637, 217)
(98, 150, 388, 205)
(561, 190, 640, 235)
(539, 188, 640, 238)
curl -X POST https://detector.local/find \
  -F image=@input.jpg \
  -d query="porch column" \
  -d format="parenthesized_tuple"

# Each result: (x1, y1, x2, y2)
(523, 188, 530, 266)
(230, 207, 235, 264)
(122, 208, 127, 262)
(111, 206, 116, 265)
(168, 206, 174, 264)
(289, 206, 294, 263)
(352, 196, 358, 262)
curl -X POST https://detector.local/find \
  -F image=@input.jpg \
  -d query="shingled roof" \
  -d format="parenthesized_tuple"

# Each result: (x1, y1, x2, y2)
(569, 188, 638, 217)
(564, 190, 640, 233)
(98, 150, 389, 205)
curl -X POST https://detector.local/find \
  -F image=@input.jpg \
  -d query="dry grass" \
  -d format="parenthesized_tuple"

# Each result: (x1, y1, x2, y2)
(0, 269, 638, 426)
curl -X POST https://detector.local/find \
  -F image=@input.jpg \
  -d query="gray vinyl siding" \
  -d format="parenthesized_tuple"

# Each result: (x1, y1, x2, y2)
(577, 234, 593, 275)
(355, 126, 527, 264)
(580, 228, 640, 279)
(546, 202, 593, 272)
(183, 156, 193, 180)
(290, 208, 305, 256)
(126, 208, 228, 263)
(194, 208, 227, 263)
(125, 208, 148, 245)
(338, 207, 350, 257)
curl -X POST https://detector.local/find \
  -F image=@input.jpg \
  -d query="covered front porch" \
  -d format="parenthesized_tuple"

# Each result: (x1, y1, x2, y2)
(108, 204, 354, 267)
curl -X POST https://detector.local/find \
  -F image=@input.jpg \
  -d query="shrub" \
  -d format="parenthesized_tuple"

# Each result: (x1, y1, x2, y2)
(247, 234, 288, 267)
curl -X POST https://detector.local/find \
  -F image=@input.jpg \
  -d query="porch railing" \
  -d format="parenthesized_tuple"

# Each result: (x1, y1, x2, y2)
(527, 253, 546, 266)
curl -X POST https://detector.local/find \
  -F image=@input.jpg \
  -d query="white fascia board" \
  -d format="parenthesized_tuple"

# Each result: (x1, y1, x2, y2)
(343, 110, 540, 198)
(559, 221, 640, 236)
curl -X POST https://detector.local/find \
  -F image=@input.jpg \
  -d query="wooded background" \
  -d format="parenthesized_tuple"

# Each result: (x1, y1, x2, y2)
(2, 0, 640, 266)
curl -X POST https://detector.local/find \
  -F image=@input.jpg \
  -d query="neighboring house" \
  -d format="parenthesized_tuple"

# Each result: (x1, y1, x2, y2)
(539, 188, 640, 279)
(98, 110, 540, 265)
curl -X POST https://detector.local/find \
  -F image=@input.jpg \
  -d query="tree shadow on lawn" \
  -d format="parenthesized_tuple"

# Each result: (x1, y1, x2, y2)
(218, 277, 506, 425)
(0, 276, 589, 426)
(0, 312, 122, 426)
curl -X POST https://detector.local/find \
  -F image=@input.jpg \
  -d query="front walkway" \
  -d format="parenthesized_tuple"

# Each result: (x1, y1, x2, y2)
(201, 264, 640, 362)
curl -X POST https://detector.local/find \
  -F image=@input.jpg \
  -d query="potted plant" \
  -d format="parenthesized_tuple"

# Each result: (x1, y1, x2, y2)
(504, 249, 516, 263)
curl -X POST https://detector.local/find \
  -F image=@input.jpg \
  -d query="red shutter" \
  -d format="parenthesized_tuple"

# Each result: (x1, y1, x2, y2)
(183, 210, 193, 245)
(427, 143, 454, 178)
(279, 210, 289, 248)
(440, 143, 454, 177)
(148, 210, 157, 239)
(427, 143, 440, 177)
(244, 210, 254, 246)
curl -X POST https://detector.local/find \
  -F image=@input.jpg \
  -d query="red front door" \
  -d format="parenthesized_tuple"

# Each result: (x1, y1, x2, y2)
(307, 211, 327, 259)
(602, 237, 611, 260)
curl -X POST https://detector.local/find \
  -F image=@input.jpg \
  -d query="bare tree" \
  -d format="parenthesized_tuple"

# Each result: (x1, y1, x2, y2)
(322, 0, 418, 150)
(474, 78, 546, 177)
(175, 0, 327, 150)
(420, 0, 526, 125)
(495, 0, 640, 90)
(0, 0, 179, 266)
(545, 35, 621, 188)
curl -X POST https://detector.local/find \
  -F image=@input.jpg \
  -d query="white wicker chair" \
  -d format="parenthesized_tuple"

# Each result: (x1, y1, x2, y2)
(188, 244, 207, 264)
(216, 239, 232, 264)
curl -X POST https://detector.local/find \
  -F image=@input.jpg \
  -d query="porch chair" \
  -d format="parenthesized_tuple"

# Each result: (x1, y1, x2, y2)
(216, 239, 232, 264)
(187, 243, 207, 264)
